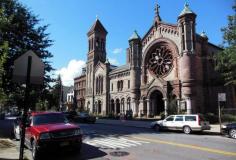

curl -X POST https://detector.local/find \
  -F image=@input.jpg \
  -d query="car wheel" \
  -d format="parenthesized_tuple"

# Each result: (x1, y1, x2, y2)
(153, 124, 160, 132)
(183, 126, 191, 134)
(229, 129, 236, 139)
(32, 140, 40, 160)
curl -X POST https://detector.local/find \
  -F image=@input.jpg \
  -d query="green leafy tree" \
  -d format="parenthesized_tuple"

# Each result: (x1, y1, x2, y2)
(215, 3, 236, 85)
(50, 75, 62, 111)
(0, 0, 54, 109)
(0, 42, 8, 108)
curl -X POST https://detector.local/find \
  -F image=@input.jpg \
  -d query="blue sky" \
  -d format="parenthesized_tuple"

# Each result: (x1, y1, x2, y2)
(19, 0, 234, 86)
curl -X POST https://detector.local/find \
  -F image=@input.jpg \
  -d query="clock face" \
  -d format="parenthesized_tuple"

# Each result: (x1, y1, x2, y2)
(147, 45, 173, 77)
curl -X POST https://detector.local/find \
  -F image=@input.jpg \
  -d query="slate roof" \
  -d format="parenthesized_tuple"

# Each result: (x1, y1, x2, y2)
(87, 19, 108, 35)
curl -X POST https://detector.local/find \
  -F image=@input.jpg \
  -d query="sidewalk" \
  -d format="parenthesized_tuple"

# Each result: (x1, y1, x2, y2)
(0, 138, 19, 160)
(96, 119, 221, 134)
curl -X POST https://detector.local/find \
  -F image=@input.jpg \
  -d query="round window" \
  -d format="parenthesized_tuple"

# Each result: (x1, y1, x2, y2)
(147, 46, 173, 77)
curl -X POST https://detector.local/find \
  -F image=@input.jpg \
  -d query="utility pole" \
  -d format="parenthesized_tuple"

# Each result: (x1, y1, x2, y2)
(19, 56, 31, 160)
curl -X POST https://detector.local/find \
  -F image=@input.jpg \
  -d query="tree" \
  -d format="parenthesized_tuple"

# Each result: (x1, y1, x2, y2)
(0, 0, 54, 109)
(50, 75, 63, 111)
(215, 3, 236, 85)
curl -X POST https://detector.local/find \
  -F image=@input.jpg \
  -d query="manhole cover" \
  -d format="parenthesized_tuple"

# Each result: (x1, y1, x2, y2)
(109, 151, 129, 157)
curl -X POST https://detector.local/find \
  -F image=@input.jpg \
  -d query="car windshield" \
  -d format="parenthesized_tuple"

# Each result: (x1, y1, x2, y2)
(33, 113, 68, 125)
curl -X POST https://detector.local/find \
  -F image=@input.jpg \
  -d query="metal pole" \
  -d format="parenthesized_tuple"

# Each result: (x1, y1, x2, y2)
(19, 56, 32, 160)
(218, 101, 222, 134)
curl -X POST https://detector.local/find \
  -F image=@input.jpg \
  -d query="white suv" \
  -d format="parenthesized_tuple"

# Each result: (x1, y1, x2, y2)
(150, 114, 211, 134)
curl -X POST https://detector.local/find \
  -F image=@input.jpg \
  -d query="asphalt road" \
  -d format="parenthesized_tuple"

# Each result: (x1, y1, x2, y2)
(1, 120, 236, 160)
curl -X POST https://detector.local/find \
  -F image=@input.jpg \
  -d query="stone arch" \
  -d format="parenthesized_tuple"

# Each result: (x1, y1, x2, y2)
(147, 86, 167, 99)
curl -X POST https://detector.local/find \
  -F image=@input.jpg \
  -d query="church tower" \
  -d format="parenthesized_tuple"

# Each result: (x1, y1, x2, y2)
(86, 18, 107, 112)
(128, 31, 142, 116)
(178, 3, 197, 114)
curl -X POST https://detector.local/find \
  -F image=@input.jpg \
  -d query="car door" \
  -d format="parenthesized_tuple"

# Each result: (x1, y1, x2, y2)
(174, 116, 184, 130)
(162, 116, 175, 130)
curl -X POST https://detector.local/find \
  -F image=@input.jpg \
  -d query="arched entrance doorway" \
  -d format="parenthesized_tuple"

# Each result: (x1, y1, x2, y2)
(110, 99, 114, 114)
(150, 90, 164, 116)
(116, 99, 120, 114)
(98, 100, 102, 114)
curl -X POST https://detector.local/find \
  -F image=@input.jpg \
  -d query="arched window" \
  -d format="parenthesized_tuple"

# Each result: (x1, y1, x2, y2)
(117, 81, 120, 91)
(120, 80, 123, 91)
(96, 75, 103, 94)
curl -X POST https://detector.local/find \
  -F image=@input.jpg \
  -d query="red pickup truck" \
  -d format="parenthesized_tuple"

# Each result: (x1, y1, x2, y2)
(23, 112, 82, 160)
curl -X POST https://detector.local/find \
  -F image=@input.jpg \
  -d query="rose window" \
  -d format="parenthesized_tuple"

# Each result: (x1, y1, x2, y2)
(147, 46, 173, 77)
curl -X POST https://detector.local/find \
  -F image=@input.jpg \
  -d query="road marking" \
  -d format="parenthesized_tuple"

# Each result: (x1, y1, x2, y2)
(132, 136, 236, 157)
(85, 137, 149, 149)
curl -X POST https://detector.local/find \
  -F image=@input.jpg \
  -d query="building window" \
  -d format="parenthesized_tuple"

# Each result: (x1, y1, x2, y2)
(96, 75, 103, 94)
(146, 45, 173, 77)
(117, 80, 123, 91)
(128, 80, 130, 89)
(111, 83, 113, 91)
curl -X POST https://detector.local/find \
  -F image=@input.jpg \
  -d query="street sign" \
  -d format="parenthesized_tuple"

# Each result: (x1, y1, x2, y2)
(12, 50, 44, 85)
(218, 93, 226, 102)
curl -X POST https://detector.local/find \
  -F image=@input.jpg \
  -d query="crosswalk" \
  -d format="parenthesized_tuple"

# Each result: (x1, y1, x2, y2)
(85, 137, 149, 149)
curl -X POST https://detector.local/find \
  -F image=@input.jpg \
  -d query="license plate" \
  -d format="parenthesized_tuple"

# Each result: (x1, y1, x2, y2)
(60, 141, 69, 147)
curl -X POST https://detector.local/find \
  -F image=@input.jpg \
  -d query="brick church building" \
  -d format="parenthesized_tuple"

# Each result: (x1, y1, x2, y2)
(74, 3, 236, 117)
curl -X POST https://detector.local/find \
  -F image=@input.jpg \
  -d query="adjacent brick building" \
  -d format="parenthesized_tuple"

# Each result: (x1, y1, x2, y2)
(74, 68, 86, 111)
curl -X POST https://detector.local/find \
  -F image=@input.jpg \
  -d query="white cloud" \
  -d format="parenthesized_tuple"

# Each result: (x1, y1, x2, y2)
(55, 59, 85, 86)
(108, 57, 119, 65)
(112, 48, 123, 54)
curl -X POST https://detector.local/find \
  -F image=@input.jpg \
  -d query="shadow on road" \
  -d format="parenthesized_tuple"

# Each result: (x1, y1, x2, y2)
(39, 143, 107, 160)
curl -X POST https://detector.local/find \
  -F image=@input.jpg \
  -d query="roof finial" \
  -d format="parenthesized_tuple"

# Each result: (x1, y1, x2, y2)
(184, 2, 189, 8)
(154, 2, 162, 22)
(96, 15, 98, 20)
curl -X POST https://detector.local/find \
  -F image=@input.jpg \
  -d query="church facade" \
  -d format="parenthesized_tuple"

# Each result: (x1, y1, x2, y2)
(81, 4, 235, 117)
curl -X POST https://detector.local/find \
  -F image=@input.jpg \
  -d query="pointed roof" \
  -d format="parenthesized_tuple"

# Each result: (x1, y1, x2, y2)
(129, 30, 140, 41)
(87, 19, 108, 36)
(179, 3, 195, 17)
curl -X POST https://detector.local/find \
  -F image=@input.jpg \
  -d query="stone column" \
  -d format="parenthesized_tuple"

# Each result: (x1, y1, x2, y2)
(186, 97, 192, 114)
(163, 98, 168, 117)
(114, 102, 117, 115)
(146, 99, 150, 117)
(138, 100, 143, 117)
(131, 99, 136, 116)
(177, 98, 180, 114)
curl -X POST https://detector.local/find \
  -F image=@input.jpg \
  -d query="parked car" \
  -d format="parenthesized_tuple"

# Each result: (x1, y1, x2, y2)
(75, 112, 96, 123)
(221, 123, 236, 139)
(150, 114, 211, 134)
(62, 111, 77, 121)
(15, 112, 82, 160)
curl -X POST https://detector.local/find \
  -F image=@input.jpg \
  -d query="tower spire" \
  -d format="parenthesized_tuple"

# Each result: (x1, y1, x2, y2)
(154, 2, 162, 22)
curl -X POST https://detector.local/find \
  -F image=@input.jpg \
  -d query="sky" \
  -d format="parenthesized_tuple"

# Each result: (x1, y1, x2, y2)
(19, 0, 234, 86)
